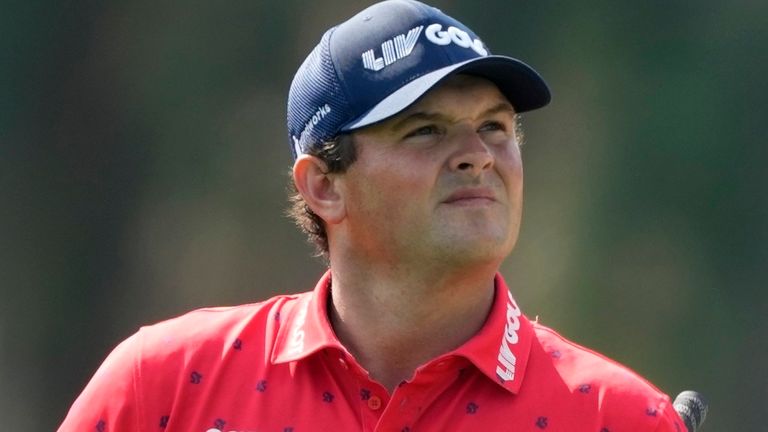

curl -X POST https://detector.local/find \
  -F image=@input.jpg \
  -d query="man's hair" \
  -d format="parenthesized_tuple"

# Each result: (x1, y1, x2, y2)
(286, 134, 357, 258)
(286, 115, 524, 258)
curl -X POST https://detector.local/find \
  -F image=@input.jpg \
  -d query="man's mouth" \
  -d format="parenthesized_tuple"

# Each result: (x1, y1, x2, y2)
(442, 188, 497, 205)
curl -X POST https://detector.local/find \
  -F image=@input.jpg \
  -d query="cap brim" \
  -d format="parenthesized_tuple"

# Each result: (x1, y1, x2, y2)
(341, 55, 551, 132)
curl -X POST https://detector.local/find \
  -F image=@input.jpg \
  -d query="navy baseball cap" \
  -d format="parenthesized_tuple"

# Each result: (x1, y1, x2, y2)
(287, 0, 551, 159)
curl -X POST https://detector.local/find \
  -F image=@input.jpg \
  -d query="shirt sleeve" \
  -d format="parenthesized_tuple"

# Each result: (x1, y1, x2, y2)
(654, 401, 686, 432)
(57, 332, 142, 432)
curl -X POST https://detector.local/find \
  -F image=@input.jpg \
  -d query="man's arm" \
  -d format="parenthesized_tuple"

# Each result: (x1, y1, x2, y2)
(58, 332, 141, 432)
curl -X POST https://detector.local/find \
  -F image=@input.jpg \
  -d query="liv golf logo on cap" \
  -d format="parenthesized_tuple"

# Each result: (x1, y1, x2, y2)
(361, 23, 488, 72)
(362, 26, 424, 71)
(423, 23, 487, 55)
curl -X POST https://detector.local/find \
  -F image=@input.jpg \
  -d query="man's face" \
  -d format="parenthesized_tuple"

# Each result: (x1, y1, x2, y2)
(335, 74, 524, 268)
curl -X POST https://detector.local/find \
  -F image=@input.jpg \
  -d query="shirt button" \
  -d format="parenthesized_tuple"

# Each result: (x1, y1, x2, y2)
(368, 395, 382, 410)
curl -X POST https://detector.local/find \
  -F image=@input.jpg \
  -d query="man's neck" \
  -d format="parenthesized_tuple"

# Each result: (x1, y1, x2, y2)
(327, 262, 497, 393)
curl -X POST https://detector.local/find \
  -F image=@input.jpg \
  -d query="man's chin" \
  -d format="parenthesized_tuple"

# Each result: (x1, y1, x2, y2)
(431, 232, 515, 264)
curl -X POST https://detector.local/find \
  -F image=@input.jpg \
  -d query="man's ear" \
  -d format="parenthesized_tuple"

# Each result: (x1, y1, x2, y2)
(292, 155, 346, 225)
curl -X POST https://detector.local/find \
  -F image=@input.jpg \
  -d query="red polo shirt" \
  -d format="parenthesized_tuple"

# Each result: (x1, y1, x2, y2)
(59, 272, 684, 432)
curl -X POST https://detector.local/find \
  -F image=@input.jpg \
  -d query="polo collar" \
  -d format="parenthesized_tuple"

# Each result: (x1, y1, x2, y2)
(271, 271, 533, 394)
(272, 271, 342, 364)
(449, 274, 533, 394)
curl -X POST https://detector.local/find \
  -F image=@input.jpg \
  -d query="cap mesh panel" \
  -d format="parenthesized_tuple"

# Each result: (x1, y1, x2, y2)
(286, 28, 352, 159)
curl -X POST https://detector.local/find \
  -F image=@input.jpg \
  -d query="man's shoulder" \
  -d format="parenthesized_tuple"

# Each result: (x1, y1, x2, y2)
(527, 320, 677, 429)
(530, 321, 664, 391)
(132, 291, 311, 363)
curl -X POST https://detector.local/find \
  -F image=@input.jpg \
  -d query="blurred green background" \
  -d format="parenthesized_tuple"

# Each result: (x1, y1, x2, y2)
(3, 0, 766, 430)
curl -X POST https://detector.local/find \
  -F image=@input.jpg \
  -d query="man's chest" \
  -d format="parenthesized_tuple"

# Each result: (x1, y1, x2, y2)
(141, 357, 618, 432)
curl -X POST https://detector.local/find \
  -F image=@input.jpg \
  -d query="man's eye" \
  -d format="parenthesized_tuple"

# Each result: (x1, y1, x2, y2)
(405, 125, 439, 138)
(479, 121, 506, 132)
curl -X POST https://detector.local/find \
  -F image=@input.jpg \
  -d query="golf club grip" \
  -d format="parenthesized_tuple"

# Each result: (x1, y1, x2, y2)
(673, 390, 709, 432)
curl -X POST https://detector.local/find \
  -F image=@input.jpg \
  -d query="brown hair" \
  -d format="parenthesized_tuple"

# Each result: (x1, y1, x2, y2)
(286, 134, 357, 258)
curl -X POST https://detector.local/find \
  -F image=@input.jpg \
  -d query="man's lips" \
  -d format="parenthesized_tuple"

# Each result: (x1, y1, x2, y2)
(442, 188, 497, 204)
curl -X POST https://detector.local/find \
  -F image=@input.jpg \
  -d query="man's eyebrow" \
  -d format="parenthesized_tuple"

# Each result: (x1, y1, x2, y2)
(389, 102, 517, 132)
(389, 111, 449, 132)
(483, 102, 517, 118)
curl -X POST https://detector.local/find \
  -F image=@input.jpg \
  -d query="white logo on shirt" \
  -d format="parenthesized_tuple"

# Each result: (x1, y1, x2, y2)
(286, 300, 309, 356)
(496, 293, 522, 382)
(205, 429, 253, 432)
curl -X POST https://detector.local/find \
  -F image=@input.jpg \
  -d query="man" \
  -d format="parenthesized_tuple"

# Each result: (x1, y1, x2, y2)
(59, 1, 686, 431)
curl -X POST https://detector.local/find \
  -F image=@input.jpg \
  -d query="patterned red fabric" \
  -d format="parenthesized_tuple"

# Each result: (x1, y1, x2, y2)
(59, 272, 684, 432)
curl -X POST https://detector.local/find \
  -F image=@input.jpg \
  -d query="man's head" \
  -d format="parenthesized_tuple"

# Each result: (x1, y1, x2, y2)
(286, 0, 550, 260)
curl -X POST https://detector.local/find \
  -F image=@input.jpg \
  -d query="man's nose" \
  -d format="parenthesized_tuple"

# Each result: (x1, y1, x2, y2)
(447, 129, 494, 175)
